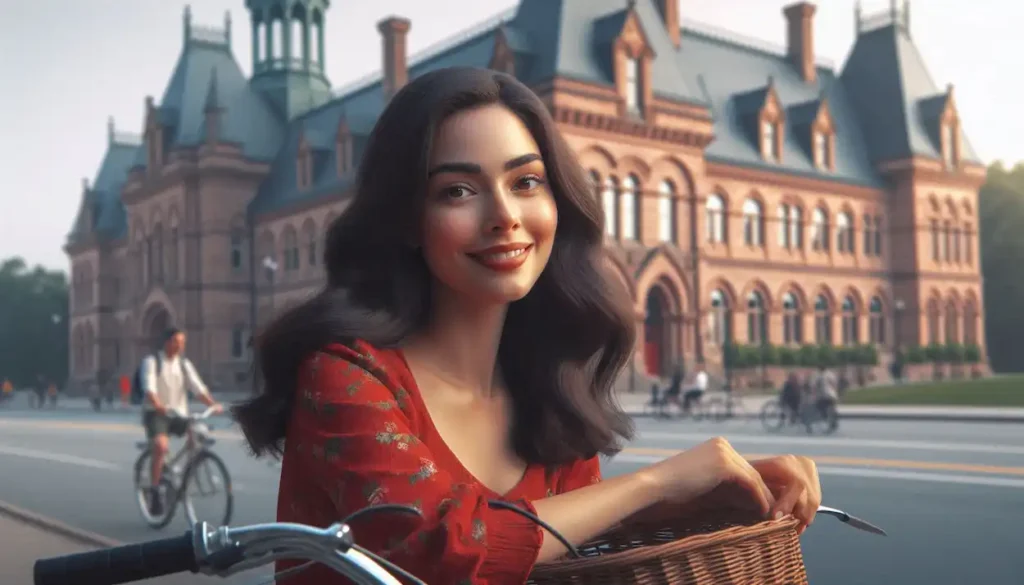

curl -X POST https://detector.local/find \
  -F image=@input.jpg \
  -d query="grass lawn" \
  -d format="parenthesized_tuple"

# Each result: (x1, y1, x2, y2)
(843, 375, 1024, 407)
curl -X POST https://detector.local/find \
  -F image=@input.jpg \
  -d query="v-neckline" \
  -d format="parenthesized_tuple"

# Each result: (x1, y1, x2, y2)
(393, 348, 531, 499)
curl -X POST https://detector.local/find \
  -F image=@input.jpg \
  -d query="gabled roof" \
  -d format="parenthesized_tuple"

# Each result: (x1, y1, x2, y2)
(155, 38, 284, 161)
(678, 25, 880, 187)
(67, 140, 140, 243)
(840, 21, 980, 165)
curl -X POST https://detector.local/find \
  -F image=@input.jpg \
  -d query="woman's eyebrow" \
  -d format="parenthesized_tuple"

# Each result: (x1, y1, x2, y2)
(427, 153, 541, 178)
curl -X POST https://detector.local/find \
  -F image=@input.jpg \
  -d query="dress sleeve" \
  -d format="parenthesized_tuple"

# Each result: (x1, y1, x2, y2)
(557, 455, 603, 494)
(284, 343, 543, 585)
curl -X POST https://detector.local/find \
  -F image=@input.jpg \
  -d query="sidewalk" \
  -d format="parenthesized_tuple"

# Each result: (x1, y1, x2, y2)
(614, 391, 1024, 423)
(0, 500, 213, 585)
(6, 391, 1024, 423)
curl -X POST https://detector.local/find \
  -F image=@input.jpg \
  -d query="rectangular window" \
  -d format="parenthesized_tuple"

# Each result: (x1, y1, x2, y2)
(625, 58, 641, 114)
(762, 121, 777, 160)
(814, 132, 827, 168)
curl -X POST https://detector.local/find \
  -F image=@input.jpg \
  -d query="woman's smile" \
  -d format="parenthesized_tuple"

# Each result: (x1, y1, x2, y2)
(467, 243, 534, 272)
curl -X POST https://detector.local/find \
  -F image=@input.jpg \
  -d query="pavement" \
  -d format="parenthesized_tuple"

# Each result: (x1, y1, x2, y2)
(2, 405, 1023, 584)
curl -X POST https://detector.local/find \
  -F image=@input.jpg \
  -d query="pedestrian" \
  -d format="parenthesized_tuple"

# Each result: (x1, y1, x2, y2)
(232, 67, 822, 585)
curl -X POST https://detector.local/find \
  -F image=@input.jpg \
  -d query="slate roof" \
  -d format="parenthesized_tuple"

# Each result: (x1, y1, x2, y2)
(73, 0, 979, 244)
(67, 139, 141, 243)
(840, 20, 980, 165)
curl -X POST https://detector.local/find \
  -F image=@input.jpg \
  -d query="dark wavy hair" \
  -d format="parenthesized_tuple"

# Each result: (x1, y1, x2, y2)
(234, 66, 636, 465)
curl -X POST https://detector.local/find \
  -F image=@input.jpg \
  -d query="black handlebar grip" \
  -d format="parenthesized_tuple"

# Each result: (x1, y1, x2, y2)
(33, 531, 198, 585)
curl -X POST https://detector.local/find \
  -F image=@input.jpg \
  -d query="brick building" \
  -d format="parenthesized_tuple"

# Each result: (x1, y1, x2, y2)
(65, 0, 985, 394)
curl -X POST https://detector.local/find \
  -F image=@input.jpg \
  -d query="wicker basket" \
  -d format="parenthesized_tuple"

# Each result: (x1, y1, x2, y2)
(527, 509, 808, 585)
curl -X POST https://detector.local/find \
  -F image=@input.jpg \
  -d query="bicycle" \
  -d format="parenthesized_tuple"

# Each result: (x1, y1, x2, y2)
(760, 396, 838, 435)
(32, 503, 885, 585)
(703, 387, 749, 423)
(133, 405, 233, 530)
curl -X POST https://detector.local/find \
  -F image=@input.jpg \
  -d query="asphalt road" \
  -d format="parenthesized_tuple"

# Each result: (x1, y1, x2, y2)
(1, 408, 1022, 585)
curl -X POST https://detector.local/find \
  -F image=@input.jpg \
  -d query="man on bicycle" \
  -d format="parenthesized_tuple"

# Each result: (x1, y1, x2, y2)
(142, 327, 222, 515)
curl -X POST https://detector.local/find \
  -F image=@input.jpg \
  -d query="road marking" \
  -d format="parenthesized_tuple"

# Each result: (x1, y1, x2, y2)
(0, 445, 122, 471)
(637, 431, 1024, 456)
(619, 447, 1024, 477)
(0, 419, 244, 440)
(614, 453, 1024, 489)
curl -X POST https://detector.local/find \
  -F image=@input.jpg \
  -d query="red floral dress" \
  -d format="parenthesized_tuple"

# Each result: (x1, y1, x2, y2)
(275, 340, 603, 585)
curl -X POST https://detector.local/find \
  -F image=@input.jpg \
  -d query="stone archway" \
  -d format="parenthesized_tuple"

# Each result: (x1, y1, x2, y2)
(644, 286, 673, 378)
(141, 303, 174, 353)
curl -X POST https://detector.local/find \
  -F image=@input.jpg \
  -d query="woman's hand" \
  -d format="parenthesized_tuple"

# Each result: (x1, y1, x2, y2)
(646, 437, 776, 517)
(749, 455, 821, 534)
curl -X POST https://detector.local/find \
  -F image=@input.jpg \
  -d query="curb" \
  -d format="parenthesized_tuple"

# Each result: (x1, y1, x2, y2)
(0, 499, 123, 549)
(624, 411, 1024, 424)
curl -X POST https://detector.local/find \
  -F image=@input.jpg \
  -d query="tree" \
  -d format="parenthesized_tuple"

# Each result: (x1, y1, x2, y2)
(0, 257, 69, 387)
(980, 162, 1024, 372)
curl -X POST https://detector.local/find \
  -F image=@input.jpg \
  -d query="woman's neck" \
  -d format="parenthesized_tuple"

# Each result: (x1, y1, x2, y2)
(404, 287, 508, 398)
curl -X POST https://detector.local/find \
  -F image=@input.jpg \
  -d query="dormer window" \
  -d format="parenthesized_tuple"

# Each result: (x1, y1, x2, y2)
(941, 122, 957, 168)
(761, 120, 780, 161)
(296, 137, 312, 189)
(813, 131, 827, 168)
(625, 57, 641, 114)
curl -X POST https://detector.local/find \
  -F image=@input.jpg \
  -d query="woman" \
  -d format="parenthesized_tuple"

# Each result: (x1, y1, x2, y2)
(234, 67, 821, 584)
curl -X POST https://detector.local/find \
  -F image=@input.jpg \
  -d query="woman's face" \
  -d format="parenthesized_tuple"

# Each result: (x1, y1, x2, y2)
(420, 103, 558, 305)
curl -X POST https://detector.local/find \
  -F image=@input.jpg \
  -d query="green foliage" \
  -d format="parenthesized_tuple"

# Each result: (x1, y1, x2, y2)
(980, 162, 1024, 372)
(0, 258, 69, 387)
(964, 344, 982, 363)
(905, 345, 927, 364)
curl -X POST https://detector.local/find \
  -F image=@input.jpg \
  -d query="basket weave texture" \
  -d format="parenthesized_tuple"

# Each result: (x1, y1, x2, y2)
(527, 509, 808, 585)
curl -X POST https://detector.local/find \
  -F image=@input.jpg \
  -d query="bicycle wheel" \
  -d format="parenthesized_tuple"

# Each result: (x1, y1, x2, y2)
(704, 397, 728, 422)
(181, 450, 233, 527)
(759, 399, 786, 432)
(133, 449, 179, 529)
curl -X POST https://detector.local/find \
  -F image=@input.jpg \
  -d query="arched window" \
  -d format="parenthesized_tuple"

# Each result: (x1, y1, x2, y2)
(746, 291, 767, 344)
(941, 221, 951, 261)
(811, 208, 829, 251)
(589, 170, 601, 200)
(706, 194, 726, 243)
(602, 177, 618, 238)
(963, 300, 978, 344)
(709, 289, 731, 346)
(869, 296, 886, 344)
(841, 295, 859, 345)
(931, 220, 940, 261)
(836, 212, 853, 254)
(620, 174, 639, 241)
(230, 229, 245, 271)
(777, 204, 791, 248)
(927, 298, 940, 344)
(782, 292, 802, 344)
(742, 199, 763, 247)
(304, 221, 318, 267)
(945, 301, 959, 344)
(282, 228, 299, 272)
(814, 294, 832, 344)
(168, 224, 179, 282)
(657, 180, 675, 243)
(789, 205, 803, 249)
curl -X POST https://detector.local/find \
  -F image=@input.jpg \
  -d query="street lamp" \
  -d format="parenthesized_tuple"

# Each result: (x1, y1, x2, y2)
(893, 299, 905, 350)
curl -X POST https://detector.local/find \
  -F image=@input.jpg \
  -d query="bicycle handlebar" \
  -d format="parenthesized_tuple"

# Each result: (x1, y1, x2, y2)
(34, 515, 420, 585)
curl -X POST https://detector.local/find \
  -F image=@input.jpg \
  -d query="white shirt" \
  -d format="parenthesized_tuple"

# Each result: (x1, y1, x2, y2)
(142, 352, 209, 417)
(693, 370, 709, 391)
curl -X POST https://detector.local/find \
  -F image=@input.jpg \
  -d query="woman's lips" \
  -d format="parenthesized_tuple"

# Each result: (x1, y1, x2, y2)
(467, 244, 533, 272)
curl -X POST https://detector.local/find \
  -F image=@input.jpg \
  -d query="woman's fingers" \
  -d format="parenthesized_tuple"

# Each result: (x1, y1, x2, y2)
(771, 482, 804, 520)
(727, 450, 774, 517)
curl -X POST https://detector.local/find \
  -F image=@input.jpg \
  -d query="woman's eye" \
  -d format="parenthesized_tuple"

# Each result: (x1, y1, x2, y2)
(443, 186, 471, 199)
(514, 175, 545, 191)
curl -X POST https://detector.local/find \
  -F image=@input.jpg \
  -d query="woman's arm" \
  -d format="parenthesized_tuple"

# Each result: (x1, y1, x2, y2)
(531, 467, 661, 561)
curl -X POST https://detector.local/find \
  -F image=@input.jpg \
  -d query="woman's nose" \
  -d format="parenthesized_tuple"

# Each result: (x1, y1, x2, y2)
(487, 190, 522, 232)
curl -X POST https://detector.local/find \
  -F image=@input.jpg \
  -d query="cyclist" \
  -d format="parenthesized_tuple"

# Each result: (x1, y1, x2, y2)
(681, 360, 709, 414)
(141, 327, 222, 516)
(810, 365, 839, 428)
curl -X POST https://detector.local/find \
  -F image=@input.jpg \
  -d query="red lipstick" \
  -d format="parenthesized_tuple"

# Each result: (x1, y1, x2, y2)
(467, 243, 533, 273)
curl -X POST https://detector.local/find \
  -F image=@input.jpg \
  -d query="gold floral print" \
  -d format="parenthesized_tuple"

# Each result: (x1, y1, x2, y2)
(376, 421, 418, 450)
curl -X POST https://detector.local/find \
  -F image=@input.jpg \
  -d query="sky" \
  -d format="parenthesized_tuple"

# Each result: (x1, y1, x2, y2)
(0, 0, 1019, 271)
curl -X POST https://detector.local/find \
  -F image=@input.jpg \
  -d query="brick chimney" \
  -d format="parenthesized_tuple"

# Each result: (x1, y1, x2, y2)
(378, 16, 412, 100)
(783, 2, 816, 83)
(655, 0, 680, 48)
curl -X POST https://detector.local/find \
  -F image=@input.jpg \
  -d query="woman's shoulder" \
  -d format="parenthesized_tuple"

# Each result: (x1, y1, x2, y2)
(301, 340, 413, 394)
